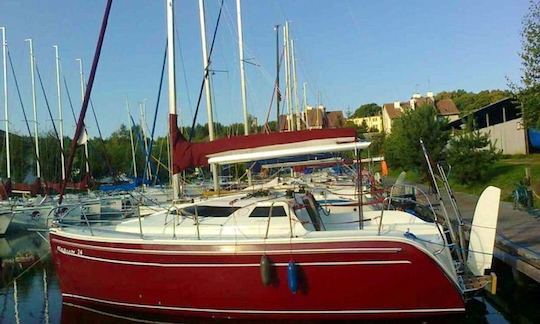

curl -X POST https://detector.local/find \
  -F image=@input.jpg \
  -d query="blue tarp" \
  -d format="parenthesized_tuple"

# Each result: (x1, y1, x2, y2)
(99, 178, 145, 192)
(529, 128, 540, 149)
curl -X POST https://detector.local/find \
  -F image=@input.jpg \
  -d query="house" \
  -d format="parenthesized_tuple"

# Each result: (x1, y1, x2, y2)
(279, 105, 345, 131)
(448, 97, 527, 154)
(382, 92, 460, 133)
(348, 115, 383, 132)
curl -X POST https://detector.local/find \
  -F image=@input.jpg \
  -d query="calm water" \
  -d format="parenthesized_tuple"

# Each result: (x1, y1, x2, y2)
(0, 231, 537, 324)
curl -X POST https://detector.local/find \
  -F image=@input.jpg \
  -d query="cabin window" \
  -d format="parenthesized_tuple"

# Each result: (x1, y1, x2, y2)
(179, 206, 240, 217)
(249, 206, 287, 218)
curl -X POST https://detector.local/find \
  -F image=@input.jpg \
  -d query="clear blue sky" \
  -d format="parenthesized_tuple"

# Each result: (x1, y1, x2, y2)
(0, 0, 530, 138)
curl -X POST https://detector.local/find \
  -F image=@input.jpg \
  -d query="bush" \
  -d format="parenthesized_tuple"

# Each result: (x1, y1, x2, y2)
(383, 105, 450, 180)
(446, 123, 501, 184)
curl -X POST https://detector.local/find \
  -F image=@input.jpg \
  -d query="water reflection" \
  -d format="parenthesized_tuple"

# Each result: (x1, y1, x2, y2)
(0, 230, 535, 323)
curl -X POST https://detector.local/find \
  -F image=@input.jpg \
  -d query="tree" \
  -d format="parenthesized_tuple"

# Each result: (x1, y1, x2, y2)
(351, 103, 381, 118)
(446, 119, 501, 184)
(435, 89, 511, 115)
(383, 105, 450, 179)
(513, 0, 540, 128)
(521, 1, 540, 88)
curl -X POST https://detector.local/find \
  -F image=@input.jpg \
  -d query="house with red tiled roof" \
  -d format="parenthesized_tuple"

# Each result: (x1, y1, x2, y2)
(381, 92, 460, 133)
(279, 105, 345, 131)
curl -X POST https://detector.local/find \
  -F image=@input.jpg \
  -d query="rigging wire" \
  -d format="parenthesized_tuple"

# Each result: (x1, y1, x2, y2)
(188, 0, 225, 142)
(142, 41, 167, 184)
(175, 24, 193, 129)
(7, 50, 34, 139)
(6, 49, 42, 173)
(35, 63, 62, 143)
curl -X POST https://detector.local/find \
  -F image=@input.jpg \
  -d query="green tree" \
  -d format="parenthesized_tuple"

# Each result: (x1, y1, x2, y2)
(383, 105, 450, 179)
(512, 0, 540, 128)
(446, 119, 501, 184)
(435, 89, 510, 115)
(351, 103, 381, 118)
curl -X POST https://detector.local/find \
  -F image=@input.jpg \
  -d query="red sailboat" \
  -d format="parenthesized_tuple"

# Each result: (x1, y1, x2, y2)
(50, 0, 500, 320)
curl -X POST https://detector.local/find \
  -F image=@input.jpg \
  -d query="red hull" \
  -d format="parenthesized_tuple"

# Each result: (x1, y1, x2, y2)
(50, 232, 464, 320)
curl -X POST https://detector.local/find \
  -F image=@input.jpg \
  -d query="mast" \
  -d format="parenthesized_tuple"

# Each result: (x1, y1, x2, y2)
(274, 25, 280, 132)
(140, 99, 151, 182)
(236, 0, 249, 135)
(198, 0, 219, 192)
(25, 38, 40, 178)
(53, 45, 66, 180)
(303, 81, 309, 129)
(126, 97, 137, 178)
(59, 0, 113, 203)
(166, 0, 180, 199)
(283, 21, 296, 131)
(1, 27, 10, 180)
(291, 39, 301, 131)
(75, 58, 91, 176)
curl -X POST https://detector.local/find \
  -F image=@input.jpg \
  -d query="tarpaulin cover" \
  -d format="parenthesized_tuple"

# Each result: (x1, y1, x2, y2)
(169, 114, 356, 174)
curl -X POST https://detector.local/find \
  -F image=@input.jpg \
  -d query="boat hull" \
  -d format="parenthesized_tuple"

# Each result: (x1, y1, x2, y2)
(50, 231, 465, 320)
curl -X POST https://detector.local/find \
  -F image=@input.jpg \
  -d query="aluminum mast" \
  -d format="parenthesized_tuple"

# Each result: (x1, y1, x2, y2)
(166, 0, 180, 199)
(25, 38, 40, 178)
(236, 0, 249, 135)
(1, 27, 10, 179)
(198, 0, 219, 192)
(75, 58, 91, 175)
(54, 45, 66, 180)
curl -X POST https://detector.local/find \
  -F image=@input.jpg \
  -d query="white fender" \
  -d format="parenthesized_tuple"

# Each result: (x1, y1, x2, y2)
(467, 186, 501, 276)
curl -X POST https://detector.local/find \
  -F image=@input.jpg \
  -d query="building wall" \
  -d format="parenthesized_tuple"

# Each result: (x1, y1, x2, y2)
(349, 115, 383, 132)
(382, 109, 392, 134)
(479, 118, 527, 155)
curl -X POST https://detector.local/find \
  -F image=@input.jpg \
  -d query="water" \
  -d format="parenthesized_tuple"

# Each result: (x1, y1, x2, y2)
(0, 231, 537, 323)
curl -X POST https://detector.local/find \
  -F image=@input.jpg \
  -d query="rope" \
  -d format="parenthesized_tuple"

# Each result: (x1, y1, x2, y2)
(188, 0, 225, 142)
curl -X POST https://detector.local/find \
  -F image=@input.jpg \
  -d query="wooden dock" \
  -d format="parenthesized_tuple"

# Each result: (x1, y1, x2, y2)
(384, 178, 540, 283)
(452, 190, 540, 283)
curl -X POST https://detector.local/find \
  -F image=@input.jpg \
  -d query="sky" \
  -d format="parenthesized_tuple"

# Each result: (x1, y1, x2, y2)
(0, 0, 531, 138)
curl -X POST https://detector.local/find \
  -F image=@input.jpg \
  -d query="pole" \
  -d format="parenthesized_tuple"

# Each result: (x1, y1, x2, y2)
(198, 0, 219, 192)
(291, 39, 300, 131)
(274, 25, 280, 132)
(60, 0, 112, 203)
(1, 27, 10, 179)
(53, 45, 66, 180)
(126, 97, 137, 178)
(303, 81, 309, 129)
(236, 0, 252, 187)
(236, 0, 249, 136)
(76, 58, 91, 175)
(167, 0, 180, 199)
(283, 22, 292, 131)
(25, 38, 40, 178)
(140, 100, 151, 182)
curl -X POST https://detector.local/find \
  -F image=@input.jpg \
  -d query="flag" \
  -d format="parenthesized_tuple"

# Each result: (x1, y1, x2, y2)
(77, 126, 88, 145)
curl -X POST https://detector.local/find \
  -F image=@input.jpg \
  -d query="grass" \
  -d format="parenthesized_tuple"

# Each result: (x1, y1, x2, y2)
(385, 154, 540, 205)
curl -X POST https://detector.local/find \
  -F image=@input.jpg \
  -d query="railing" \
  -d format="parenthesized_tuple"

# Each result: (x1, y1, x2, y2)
(378, 183, 448, 255)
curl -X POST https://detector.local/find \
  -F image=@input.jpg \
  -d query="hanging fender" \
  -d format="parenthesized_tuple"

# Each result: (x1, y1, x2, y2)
(260, 255, 273, 286)
(288, 260, 298, 294)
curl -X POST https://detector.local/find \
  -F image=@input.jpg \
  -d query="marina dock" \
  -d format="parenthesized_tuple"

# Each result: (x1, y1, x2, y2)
(387, 178, 540, 283)
(453, 190, 540, 283)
